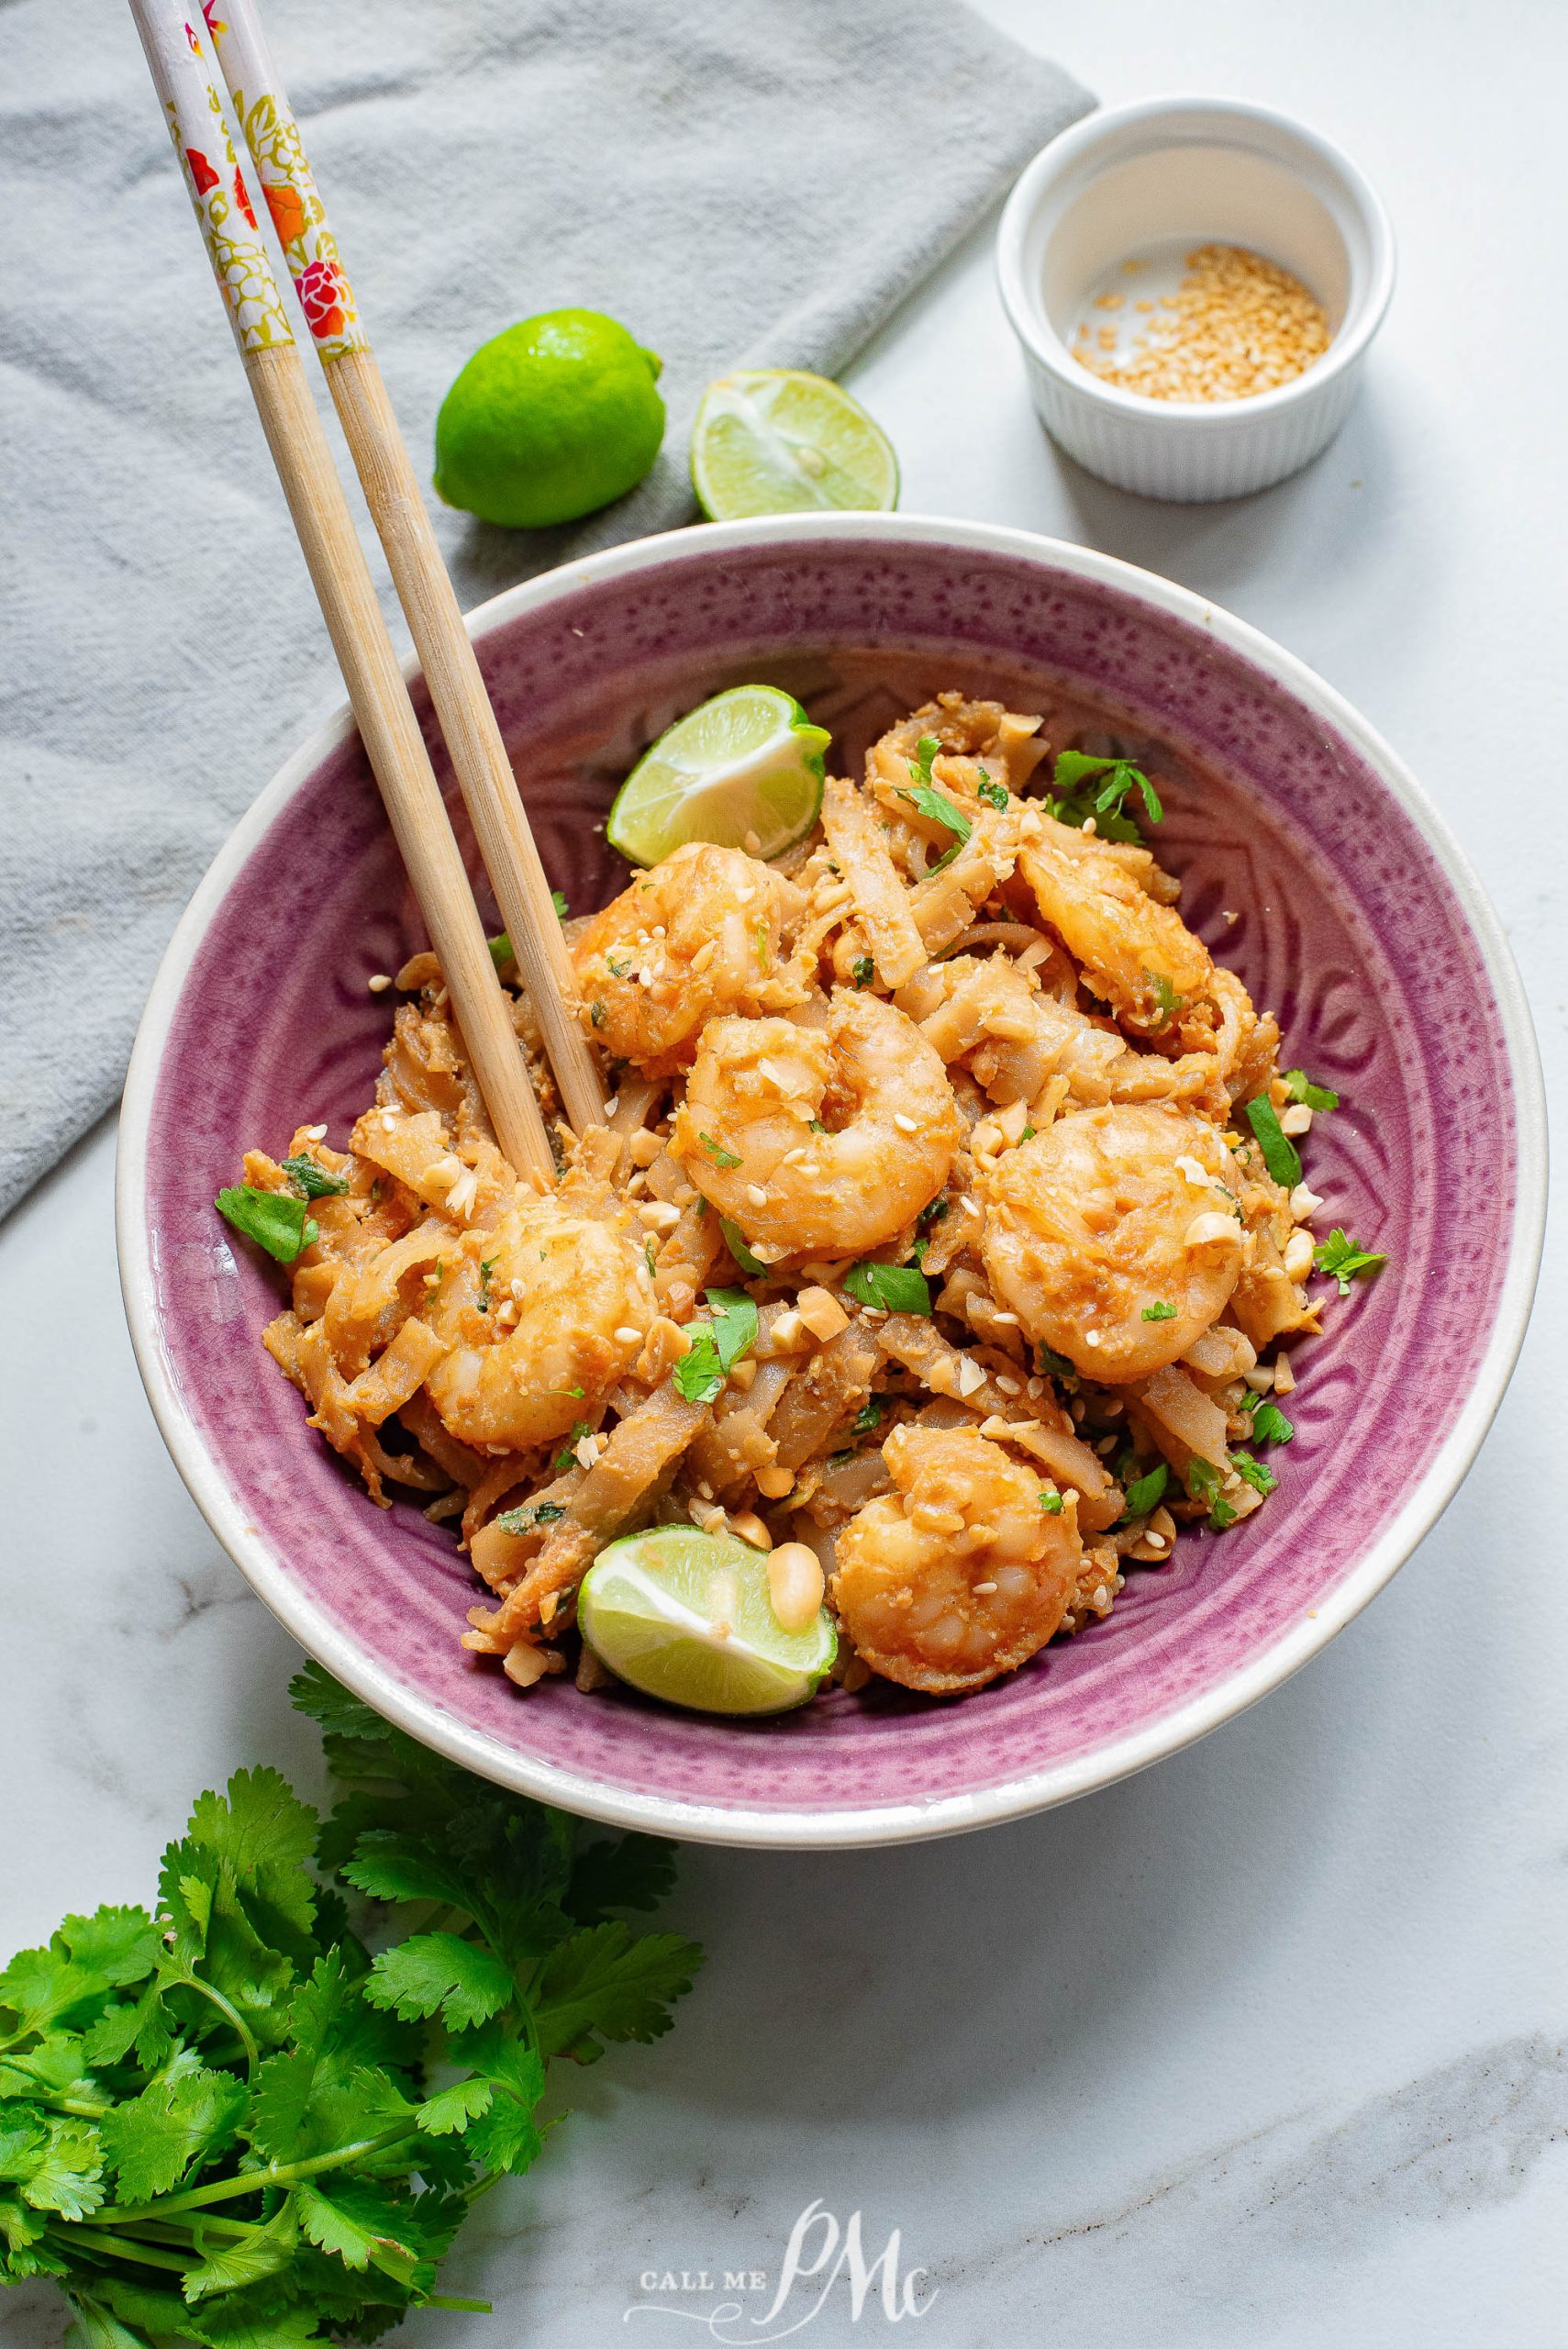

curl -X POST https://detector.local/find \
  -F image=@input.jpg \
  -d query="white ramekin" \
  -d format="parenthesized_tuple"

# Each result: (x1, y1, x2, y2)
(997, 95, 1396, 502)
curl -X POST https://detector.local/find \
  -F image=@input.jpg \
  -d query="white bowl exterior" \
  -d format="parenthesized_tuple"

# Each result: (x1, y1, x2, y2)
(117, 515, 1542, 1849)
(997, 96, 1396, 501)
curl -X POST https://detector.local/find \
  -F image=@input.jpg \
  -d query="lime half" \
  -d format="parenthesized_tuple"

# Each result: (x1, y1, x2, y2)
(605, 685, 829, 865)
(691, 370, 899, 521)
(578, 1525, 836, 1717)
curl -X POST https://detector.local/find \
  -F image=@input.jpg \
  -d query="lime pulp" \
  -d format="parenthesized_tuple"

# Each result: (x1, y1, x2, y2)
(690, 369, 899, 521)
(605, 684, 829, 866)
(578, 1525, 836, 1717)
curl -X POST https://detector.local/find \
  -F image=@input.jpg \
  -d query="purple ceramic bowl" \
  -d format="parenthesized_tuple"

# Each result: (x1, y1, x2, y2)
(117, 516, 1544, 1849)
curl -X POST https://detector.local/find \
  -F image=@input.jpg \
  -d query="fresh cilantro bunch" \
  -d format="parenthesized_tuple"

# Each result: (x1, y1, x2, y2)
(0, 1666, 700, 2347)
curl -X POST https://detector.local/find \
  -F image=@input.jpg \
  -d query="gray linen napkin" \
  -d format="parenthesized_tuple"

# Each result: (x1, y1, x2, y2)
(0, 0, 1090, 1216)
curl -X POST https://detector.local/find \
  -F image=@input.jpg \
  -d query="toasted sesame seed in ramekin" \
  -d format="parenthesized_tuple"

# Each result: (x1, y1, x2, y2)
(997, 96, 1396, 501)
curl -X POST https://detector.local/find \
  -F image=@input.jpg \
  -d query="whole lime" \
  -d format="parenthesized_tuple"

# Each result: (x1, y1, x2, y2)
(433, 308, 665, 530)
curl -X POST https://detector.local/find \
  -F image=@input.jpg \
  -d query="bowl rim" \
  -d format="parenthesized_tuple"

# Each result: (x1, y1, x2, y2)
(117, 510, 1545, 1850)
(995, 92, 1397, 428)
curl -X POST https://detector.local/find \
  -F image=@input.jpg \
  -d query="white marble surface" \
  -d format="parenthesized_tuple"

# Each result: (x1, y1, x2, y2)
(4, 1, 1564, 2342)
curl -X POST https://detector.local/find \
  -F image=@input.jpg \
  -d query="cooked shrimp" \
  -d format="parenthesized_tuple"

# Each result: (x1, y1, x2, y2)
(830, 1423, 1082, 1693)
(917, 953, 1213, 1112)
(671, 987, 962, 1257)
(978, 1102, 1247, 1382)
(423, 1192, 653, 1450)
(570, 842, 808, 1076)
(1018, 817, 1214, 1039)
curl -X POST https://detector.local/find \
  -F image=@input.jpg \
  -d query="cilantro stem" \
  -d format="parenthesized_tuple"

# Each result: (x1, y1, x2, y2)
(175, 1972, 262, 2082)
(50, 2225, 193, 2274)
(0, 2056, 106, 2117)
(426, 2296, 496, 2312)
(106, 2120, 420, 2222)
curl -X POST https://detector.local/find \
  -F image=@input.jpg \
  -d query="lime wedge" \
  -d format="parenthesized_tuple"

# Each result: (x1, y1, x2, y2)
(605, 684, 829, 866)
(691, 369, 899, 521)
(578, 1525, 836, 1717)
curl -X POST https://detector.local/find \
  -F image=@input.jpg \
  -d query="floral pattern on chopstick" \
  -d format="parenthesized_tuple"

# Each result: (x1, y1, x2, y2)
(204, 0, 369, 362)
(160, 36, 293, 356)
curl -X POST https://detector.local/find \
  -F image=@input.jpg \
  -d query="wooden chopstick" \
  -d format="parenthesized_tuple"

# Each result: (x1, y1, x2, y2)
(205, 0, 606, 1137)
(128, 0, 556, 1186)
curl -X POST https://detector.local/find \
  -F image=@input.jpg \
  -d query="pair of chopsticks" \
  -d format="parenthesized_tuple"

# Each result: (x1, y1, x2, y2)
(128, 0, 605, 1183)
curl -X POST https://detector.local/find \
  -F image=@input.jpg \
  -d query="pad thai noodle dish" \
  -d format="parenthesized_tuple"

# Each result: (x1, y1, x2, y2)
(218, 690, 1382, 1717)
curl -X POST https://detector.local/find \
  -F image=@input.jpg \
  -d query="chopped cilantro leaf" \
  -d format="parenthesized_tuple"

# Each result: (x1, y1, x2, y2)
(718, 1217, 766, 1277)
(851, 954, 875, 987)
(1313, 1228, 1387, 1295)
(546, 1384, 586, 1398)
(551, 889, 570, 922)
(1141, 1300, 1177, 1322)
(976, 768, 1009, 810)
(488, 930, 512, 970)
(807, 1118, 828, 1135)
(280, 1152, 350, 1199)
(1147, 972, 1183, 1027)
(1121, 1460, 1169, 1519)
(698, 1131, 741, 1170)
(909, 733, 940, 785)
(1039, 1488, 1064, 1514)
(591, 1000, 607, 1029)
(215, 1185, 319, 1264)
(645, 1236, 659, 1281)
(1245, 1095, 1303, 1189)
(1184, 1456, 1238, 1530)
(1245, 1394, 1296, 1445)
(478, 1257, 497, 1312)
(1046, 751, 1162, 841)
(704, 1287, 759, 1375)
(495, 1499, 566, 1534)
(673, 1328, 725, 1406)
(1283, 1067, 1339, 1111)
(554, 1418, 593, 1469)
(851, 1397, 884, 1434)
(898, 781, 973, 849)
(606, 954, 632, 978)
(1229, 1446, 1277, 1497)
(843, 1261, 931, 1315)
(917, 1196, 950, 1227)
(1036, 1343, 1076, 1381)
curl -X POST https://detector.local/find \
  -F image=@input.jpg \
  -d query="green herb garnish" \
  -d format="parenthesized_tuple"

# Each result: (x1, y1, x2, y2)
(606, 955, 632, 979)
(1147, 973, 1182, 1028)
(851, 955, 875, 988)
(495, 1498, 567, 1535)
(0, 1666, 699, 2349)
(851, 1397, 885, 1435)
(843, 1261, 932, 1315)
(280, 1153, 350, 1201)
(975, 768, 1009, 810)
(478, 1256, 497, 1313)
(1184, 1456, 1238, 1530)
(1242, 1392, 1296, 1446)
(1283, 1068, 1339, 1111)
(1036, 1344, 1076, 1381)
(1045, 751, 1162, 842)
(1229, 1446, 1277, 1497)
(698, 1132, 741, 1170)
(1313, 1228, 1387, 1295)
(909, 733, 940, 785)
(898, 782, 973, 852)
(1039, 1488, 1064, 1514)
(488, 930, 512, 970)
(645, 1237, 659, 1282)
(1245, 1095, 1303, 1190)
(673, 1330, 725, 1407)
(1121, 1461, 1169, 1519)
(718, 1218, 766, 1277)
(551, 889, 570, 922)
(1141, 1300, 1177, 1322)
(591, 1001, 607, 1030)
(215, 1186, 319, 1264)
(553, 1419, 594, 1470)
(704, 1287, 759, 1375)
